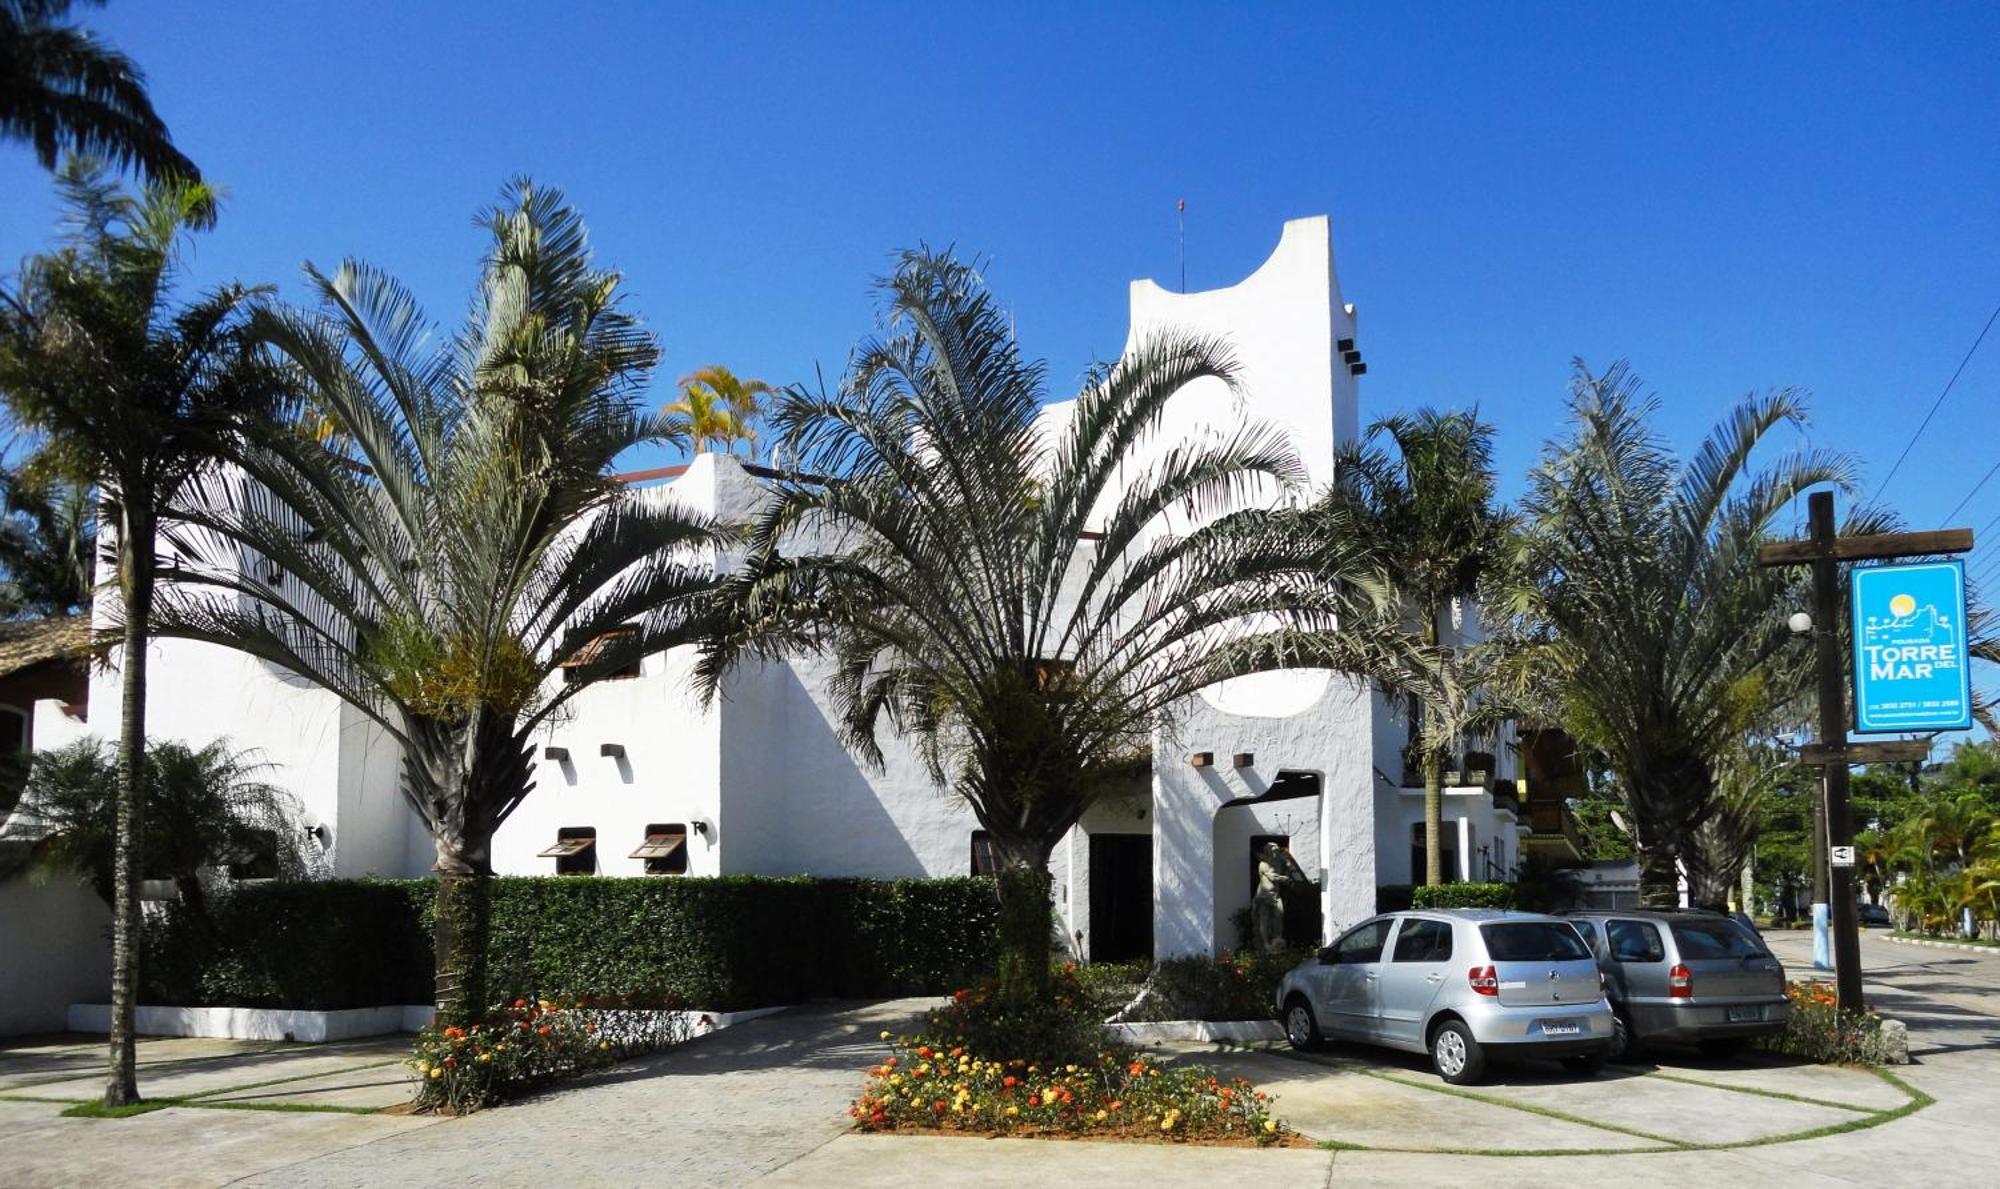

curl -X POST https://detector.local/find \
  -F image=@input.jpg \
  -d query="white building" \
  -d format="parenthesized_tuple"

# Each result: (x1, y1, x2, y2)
(34, 216, 1525, 962)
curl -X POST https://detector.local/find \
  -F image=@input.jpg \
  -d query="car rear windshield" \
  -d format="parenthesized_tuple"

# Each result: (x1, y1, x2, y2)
(1479, 922, 1590, 962)
(1670, 919, 1765, 959)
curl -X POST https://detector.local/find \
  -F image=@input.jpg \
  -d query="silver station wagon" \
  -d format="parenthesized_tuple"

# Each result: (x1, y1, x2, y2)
(1562, 909, 1788, 1058)
(1276, 909, 1615, 1084)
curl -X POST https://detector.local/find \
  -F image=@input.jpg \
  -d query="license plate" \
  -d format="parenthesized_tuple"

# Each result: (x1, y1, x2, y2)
(1727, 1006, 1762, 1023)
(1538, 1020, 1582, 1036)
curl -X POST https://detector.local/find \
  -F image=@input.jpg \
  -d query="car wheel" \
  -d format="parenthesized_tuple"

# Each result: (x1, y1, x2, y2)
(1561, 1046, 1610, 1076)
(1430, 1019, 1486, 1085)
(1698, 1037, 1748, 1059)
(1283, 997, 1323, 1052)
(1609, 1010, 1640, 1061)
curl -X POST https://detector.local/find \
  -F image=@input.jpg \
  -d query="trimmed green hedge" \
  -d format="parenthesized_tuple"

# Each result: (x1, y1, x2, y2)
(1410, 882, 1513, 910)
(143, 875, 998, 1011)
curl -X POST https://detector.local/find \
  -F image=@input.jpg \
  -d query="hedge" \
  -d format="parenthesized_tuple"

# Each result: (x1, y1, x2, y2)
(1410, 882, 1513, 910)
(142, 875, 998, 1012)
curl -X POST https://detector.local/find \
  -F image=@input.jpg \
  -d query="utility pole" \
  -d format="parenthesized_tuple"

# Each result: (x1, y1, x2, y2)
(1758, 490, 1973, 1015)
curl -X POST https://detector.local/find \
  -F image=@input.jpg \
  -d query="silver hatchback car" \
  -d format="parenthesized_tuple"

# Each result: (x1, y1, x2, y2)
(1276, 909, 1614, 1084)
(1562, 909, 1788, 1058)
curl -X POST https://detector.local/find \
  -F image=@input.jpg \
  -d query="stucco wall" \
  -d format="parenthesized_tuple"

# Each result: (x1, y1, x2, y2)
(0, 874, 110, 1036)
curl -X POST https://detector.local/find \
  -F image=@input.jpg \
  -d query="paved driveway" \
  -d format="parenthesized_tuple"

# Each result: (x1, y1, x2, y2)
(2, 932, 1995, 1187)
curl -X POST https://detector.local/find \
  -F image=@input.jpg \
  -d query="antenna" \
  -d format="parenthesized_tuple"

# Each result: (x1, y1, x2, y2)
(1177, 198, 1187, 292)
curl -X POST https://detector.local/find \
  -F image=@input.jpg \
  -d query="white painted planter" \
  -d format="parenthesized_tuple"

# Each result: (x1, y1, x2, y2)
(66, 1002, 789, 1042)
(1105, 1019, 1285, 1044)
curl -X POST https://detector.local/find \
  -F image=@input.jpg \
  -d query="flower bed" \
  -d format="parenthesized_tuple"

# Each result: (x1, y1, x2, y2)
(853, 1034, 1285, 1144)
(1755, 979, 1899, 1065)
(410, 996, 694, 1113)
(849, 970, 1292, 1146)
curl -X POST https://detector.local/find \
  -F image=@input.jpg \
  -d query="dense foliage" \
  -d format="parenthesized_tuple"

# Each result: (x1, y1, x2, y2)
(410, 995, 693, 1114)
(141, 875, 998, 1011)
(1755, 979, 1901, 1065)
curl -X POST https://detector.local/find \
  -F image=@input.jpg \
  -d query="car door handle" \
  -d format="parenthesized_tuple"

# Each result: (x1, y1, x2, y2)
(1424, 973, 1443, 983)
(1364, 972, 1378, 980)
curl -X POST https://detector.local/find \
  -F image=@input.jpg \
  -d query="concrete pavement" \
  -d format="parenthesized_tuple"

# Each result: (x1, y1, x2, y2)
(0, 931, 1992, 1186)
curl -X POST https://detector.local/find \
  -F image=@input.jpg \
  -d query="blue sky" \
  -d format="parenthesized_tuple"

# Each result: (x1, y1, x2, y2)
(3, 1, 1997, 572)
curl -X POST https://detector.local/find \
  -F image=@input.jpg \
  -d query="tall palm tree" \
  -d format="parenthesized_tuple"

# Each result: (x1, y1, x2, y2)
(0, 158, 274, 1105)
(701, 249, 1376, 1006)
(1683, 739, 1786, 910)
(671, 364, 770, 458)
(1510, 362, 1856, 906)
(0, 2, 200, 186)
(152, 180, 722, 1025)
(1311, 409, 1511, 885)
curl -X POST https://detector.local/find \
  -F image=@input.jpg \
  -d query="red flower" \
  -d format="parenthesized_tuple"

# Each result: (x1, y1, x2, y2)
(1003, 1076, 1018, 1088)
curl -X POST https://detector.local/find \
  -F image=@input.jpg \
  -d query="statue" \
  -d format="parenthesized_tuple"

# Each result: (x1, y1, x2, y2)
(1253, 841, 1306, 953)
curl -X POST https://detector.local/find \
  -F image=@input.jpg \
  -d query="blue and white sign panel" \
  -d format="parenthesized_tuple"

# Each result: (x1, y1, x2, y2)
(1851, 560, 1973, 733)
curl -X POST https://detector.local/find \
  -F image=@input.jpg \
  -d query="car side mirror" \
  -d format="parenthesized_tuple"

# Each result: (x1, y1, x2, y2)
(1317, 947, 1338, 965)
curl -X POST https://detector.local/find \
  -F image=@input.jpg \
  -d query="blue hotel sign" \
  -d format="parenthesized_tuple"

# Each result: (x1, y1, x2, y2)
(1851, 560, 1973, 733)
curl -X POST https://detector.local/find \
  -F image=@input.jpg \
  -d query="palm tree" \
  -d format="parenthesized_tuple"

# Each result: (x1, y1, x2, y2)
(7, 736, 315, 924)
(1683, 740, 1786, 910)
(0, 463, 94, 615)
(151, 180, 722, 1025)
(670, 364, 771, 458)
(701, 250, 1376, 1006)
(1310, 409, 1511, 885)
(0, 159, 275, 1105)
(1510, 362, 1857, 906)
(0, 2, 200, 186)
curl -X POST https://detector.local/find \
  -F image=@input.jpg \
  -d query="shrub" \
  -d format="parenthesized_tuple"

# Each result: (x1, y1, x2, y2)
(1756, 979, 1899, 1065)
(410, 995, 693, 1113)
(1117, 946, 1315, 1023)
(143, 874, 997, 1011)
(925, 967, 1120, 1067)
(1411, 882, 1512, 910)
(1073, 959, 1149, 1018)
(854, 1029, 1287, 1144)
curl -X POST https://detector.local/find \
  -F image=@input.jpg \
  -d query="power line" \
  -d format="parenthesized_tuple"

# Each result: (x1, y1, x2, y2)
(1872, 299, 2000, 501)
(1939, 453, 2000, 527)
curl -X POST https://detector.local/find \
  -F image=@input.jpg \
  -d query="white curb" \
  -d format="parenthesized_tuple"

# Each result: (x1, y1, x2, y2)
(1885, 935, 2000, 957)
(1105, 1019, 1285, 1044)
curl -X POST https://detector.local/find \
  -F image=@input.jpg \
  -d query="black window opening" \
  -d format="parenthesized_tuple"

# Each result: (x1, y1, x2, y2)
(631, 823, 689, 875)
(1410, 822, 1458, 884)
(1607, 919, 1665, 963)
(226, 828, 280, 880)
(560, 625, 642, 684)
(1481, 921, 1590, 962)
(539, 826, 597, 875)
(970, 830, 1001, 877)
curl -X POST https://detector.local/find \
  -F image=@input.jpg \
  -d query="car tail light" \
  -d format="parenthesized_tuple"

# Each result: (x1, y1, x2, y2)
(1468, 965, 1499, 997)
(1668, 963, 1693, 999)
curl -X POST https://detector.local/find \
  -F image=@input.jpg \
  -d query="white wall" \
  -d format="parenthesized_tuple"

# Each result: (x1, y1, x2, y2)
(1152, 670, 1379, 959)
(0, 874, 110, 1035)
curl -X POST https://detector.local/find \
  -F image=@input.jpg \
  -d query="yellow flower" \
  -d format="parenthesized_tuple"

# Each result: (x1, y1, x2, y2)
(1094, 1109, 1107, 1122)
(428, 1068, 442, 1080)
(880, 1030, 892, 1040)
(415, 1062, 430, 1074)
(477, 1053, 492, 1064)
(1263, 1120, 1278, 1134)
(1005, 1106, 1019, 1117)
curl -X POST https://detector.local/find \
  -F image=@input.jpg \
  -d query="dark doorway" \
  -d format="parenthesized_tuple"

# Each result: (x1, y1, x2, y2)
(1089, 833, 1153, 963)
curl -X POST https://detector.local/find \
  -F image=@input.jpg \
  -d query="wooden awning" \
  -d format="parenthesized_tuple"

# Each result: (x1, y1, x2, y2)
(630, 829, 687, 861)
(560, 625, 638, 669)
(537, 836, 595, 858)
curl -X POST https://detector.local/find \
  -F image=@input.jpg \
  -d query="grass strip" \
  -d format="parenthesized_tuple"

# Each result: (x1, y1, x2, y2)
(61, 1100, 172, 1119)
(1361, 1069, 1684, 1147)
(175, 1058, 405, 1102)
(1641, 1069, 1876, 1113)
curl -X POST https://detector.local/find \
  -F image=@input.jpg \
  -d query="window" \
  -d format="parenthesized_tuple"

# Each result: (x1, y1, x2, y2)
(226, 829, 280, 880)
(1332, 918, 1391, 964)
(0, 705, 27, 755)
(631, 823, 688, 875)
(538, 827, 597, 875)
(1671, 918, 1764, 959)
(1606, 919, 1666, 963)
(560, 625, 642, 684)
(1409, 822, 1457, 884)
(1570, 919, 1602, 952)
(1479, 921, 1590, 962)
(1391, 918, 1454, 963)
(970, 830, 1001, 876)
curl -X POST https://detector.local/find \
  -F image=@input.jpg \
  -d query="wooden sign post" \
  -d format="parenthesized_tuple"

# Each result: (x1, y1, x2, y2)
(1757, 491, 1973, 1014)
